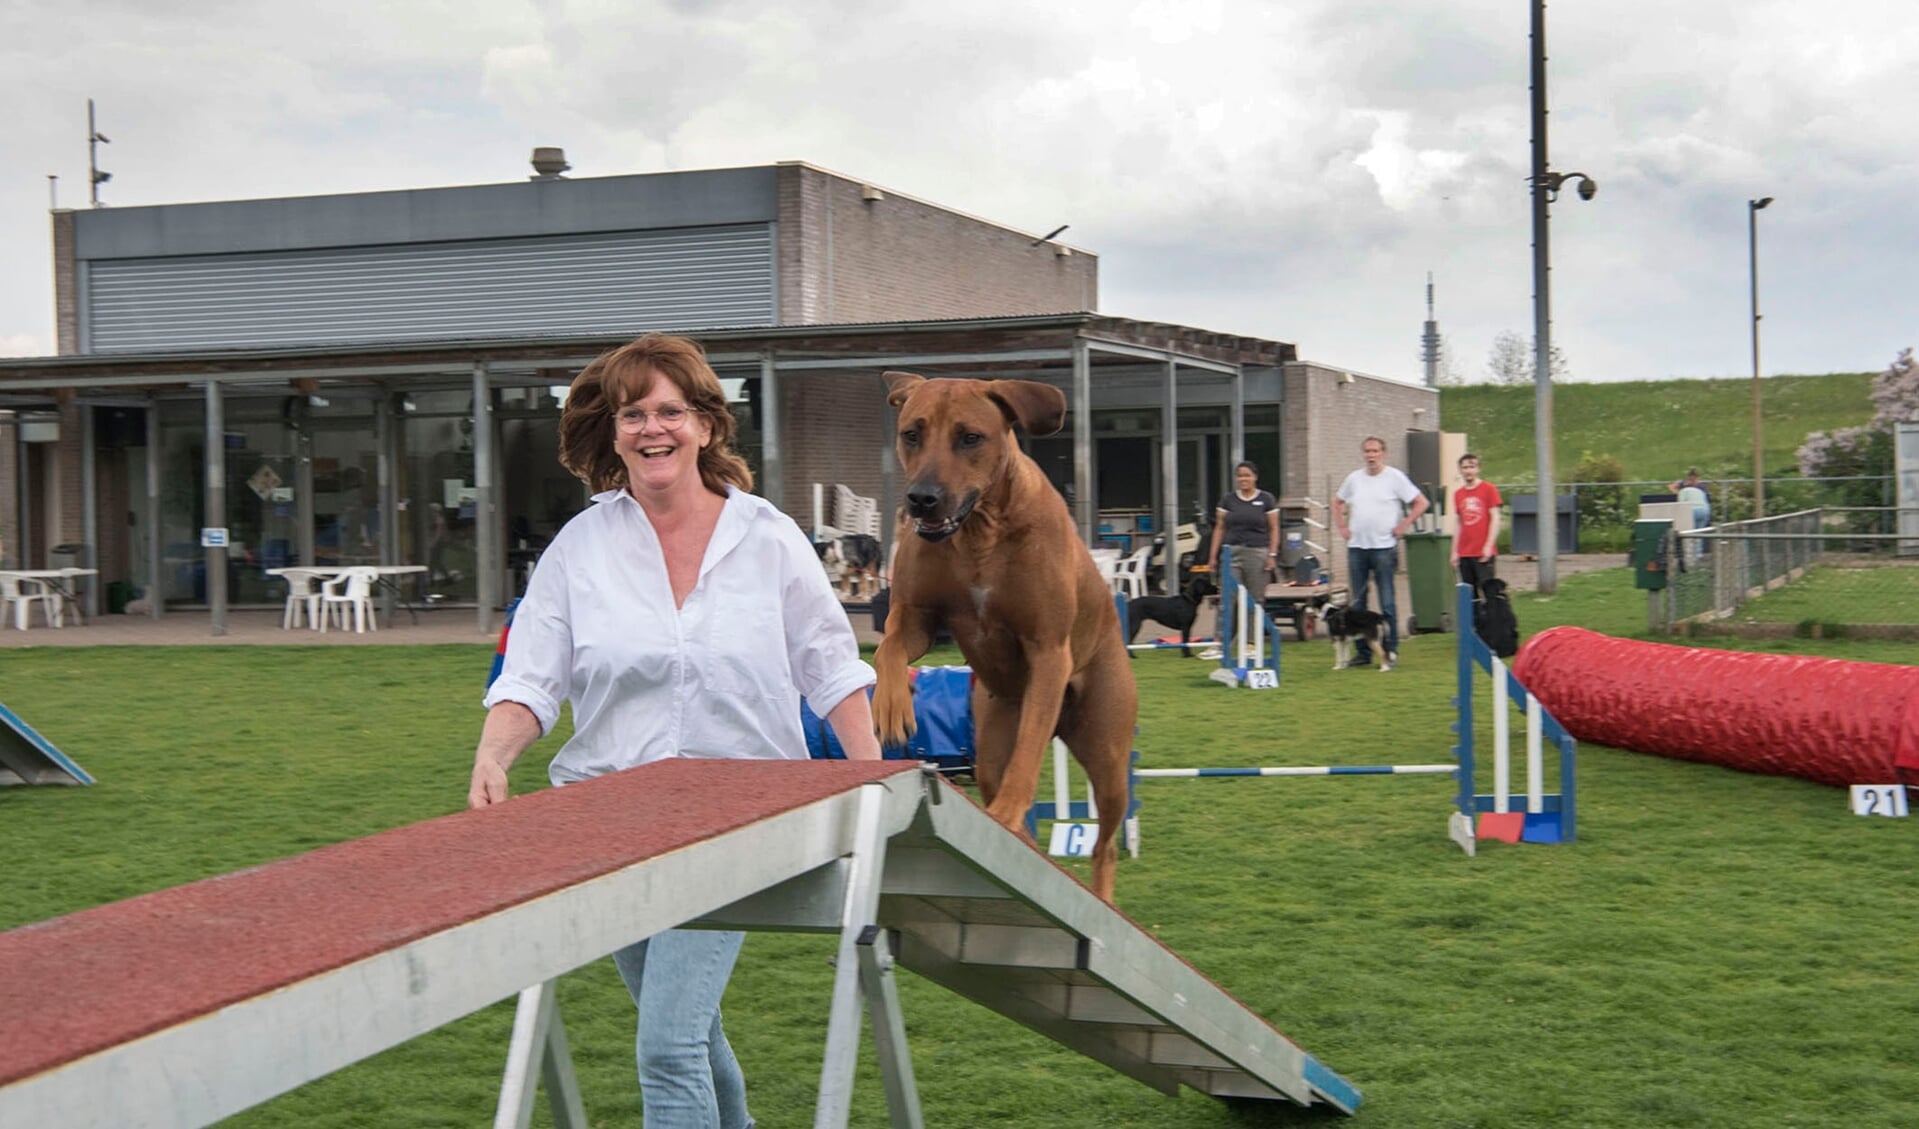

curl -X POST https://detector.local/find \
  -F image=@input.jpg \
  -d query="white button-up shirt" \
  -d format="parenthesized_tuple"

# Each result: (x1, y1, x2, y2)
(484, 486, 875, 785)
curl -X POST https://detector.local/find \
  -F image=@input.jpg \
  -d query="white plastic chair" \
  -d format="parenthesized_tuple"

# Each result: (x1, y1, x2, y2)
(1112, 545, 1153, 600)
(1089, 548, 1121, 592)
(279, 569, 325, 630)
(1, 574, 62, 630)
(319, 568, 379, 634)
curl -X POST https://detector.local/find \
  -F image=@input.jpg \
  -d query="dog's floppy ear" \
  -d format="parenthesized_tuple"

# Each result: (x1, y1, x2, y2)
(986, 379, 1066, 436)
(883, 370, 926, 409)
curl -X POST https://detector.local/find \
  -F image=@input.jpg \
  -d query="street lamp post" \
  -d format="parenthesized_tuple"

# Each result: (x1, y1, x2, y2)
(1749, 196, 1773, 519)
(1528, 0, 1595, 594)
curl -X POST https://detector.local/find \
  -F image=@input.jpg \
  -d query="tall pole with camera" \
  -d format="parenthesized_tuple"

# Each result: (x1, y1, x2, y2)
(1749, 196, 1773, 519)
(1528, 0, 1594, 594)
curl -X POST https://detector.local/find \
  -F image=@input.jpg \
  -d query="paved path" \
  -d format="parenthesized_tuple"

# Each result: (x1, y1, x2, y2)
(0, 608, 496, 647)
(0, 554, 1622, 649)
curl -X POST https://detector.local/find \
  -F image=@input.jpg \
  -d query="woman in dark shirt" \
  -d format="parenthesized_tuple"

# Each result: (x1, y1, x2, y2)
(1208, 461, 1279, 604)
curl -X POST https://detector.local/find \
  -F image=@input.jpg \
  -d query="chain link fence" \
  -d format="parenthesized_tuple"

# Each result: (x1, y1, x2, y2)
(1658, 507, 1919, 637)
(1508, 476, 1896, 553)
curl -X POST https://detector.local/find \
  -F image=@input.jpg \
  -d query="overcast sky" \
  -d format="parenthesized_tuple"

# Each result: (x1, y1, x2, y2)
(2, 0, 1912, 383)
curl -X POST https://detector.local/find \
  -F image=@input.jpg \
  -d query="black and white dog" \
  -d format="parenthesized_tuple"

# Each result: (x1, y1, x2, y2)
(1125, 576, 1214, 657)
(816, 533, 883, 598)
(1314, 602, 1397, 672)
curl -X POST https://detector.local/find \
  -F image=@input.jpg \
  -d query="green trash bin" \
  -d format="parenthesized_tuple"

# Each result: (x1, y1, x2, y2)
(1631, 519, 1672, 590)
(1403, 531, 1454, 633)
(106, 580, 133, 615)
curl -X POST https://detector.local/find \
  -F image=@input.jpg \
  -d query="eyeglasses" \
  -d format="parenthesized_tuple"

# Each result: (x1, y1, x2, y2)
(612, 403, 698, 431)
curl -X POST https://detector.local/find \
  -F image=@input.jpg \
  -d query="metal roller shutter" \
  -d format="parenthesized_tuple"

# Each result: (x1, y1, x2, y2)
(85, 224, 775, 353)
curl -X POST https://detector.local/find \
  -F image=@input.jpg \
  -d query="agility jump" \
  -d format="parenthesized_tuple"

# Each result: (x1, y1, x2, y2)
(1451, 583, 1577, 852)
(1126, 585, 1577, 856)
(1209, 546, 1286, 687)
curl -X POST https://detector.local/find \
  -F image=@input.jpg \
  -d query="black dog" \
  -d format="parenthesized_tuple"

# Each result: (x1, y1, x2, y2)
(1125, 577, 1214, 657)
(1315, 603, 1396, 672)
(1474, 577, 1520, 658)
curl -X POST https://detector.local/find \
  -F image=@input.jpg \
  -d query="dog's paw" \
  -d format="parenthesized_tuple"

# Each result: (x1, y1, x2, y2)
(872, 677, 919, 749)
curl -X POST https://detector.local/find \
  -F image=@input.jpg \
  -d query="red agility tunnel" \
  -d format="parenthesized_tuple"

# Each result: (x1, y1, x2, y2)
(1513, 626, 1919, 788)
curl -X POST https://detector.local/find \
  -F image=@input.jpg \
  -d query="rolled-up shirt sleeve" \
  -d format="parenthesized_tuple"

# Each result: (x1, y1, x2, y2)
(482, 540, 573, 735)
(780, 526, 875, 718)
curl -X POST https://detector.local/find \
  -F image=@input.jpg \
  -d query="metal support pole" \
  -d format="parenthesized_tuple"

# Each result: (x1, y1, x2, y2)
(1229, 365, 1246, 469)
(857, 926, 925, 1129)
(81, 401, 98, 617)
(377, 393, 396, 568)
(760, 352, 783, 511)
(815, 783, 899, 1129)
(1749, 197, 1772, 519)
(11, 421, 24, 569)
(1160, 359, 1179, 595)
(493, 979, 587, 1129)
(204, 381, 227, 635)
(145, 399, 162, 619)
(295, 405, 315, 568)
(1529, 0, 1558, 594)
(376, 391, 398, 620)
(880, 405, 895, 573)
(1071, 337, 1093, 543)
(473, 362, 497, 635)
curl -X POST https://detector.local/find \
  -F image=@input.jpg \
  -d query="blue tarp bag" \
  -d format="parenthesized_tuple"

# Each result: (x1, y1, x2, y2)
(803, 665, 975, 773)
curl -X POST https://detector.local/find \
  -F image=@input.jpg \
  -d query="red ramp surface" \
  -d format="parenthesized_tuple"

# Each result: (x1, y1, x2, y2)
(0, 759, 914, 1090)
(1514, 627, 1919, 788)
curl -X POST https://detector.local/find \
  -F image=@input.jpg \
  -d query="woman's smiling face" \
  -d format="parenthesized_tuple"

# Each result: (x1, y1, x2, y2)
(615, 370, 711, 496)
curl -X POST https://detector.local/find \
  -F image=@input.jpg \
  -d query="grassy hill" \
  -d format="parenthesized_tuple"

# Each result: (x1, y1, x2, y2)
(1439, 372, 1876, 486)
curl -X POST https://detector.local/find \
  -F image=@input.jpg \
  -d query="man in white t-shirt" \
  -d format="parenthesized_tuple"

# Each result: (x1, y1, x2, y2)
(1331, 436, 1430, 667)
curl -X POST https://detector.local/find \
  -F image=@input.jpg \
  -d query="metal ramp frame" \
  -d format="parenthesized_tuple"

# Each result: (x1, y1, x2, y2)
(0, 701, 94, 786)
(0, 760, 1356, 1127)
(516, 765, 1360, 1123)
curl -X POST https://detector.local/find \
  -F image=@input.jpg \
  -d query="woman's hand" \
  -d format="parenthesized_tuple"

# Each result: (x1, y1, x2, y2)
(469, 701, 541, 809)
(468, 759, 510, 809)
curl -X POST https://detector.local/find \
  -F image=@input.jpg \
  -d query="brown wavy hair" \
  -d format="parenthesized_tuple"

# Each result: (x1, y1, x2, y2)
(558, 333, 754, 495)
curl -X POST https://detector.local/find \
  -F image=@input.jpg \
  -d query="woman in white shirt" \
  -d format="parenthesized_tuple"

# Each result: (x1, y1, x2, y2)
(471, 332, 879, 1129)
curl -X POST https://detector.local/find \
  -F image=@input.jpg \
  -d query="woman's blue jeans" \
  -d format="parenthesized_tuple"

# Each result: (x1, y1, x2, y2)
(610, 929, 752, 1129)
(1346, 546, 1400, 660)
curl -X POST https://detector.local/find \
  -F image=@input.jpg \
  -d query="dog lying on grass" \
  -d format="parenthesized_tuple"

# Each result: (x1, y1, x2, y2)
(1125, 576, 1214, 657)
(1315, 602, 1396, 672)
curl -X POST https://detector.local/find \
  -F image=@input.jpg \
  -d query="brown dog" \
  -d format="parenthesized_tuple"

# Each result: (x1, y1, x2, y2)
(872, 371, 1139, 903)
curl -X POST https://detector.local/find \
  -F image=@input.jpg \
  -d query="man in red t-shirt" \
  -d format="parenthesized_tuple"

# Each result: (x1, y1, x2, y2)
(1451, 453, 1502, 597)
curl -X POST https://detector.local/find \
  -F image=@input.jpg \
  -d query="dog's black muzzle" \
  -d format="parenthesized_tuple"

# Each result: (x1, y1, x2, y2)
(904, 481, 977, 542)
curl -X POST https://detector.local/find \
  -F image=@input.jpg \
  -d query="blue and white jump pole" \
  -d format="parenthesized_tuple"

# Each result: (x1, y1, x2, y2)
(1450, 582, 1577, 853)
(1209, 546, 1285, 687)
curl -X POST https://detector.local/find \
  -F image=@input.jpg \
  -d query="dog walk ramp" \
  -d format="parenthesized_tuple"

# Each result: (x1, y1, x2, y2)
(0, 761, 1355, 1128)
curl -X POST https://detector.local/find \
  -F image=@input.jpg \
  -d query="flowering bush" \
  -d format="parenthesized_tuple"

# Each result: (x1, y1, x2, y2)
(1796, 348, 1915, 479)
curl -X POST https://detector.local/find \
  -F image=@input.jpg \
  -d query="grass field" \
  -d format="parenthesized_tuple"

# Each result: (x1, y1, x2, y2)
(1440, 372, 1876, 485)
(4, 568, 1917, 1127)
(1721, 560, 1919, 630)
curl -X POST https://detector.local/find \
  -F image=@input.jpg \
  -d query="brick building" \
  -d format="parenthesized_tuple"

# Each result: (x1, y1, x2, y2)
(0, 157, 1433, 632)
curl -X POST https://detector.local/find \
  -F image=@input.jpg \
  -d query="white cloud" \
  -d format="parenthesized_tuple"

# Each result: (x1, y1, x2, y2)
(0, 333, 50, 358)
(0, 0, 1911, 381)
